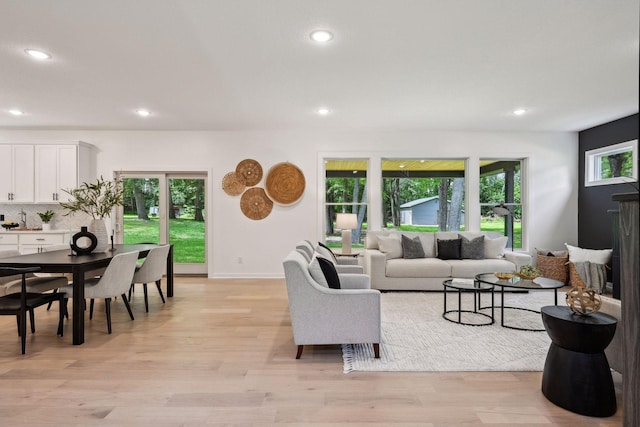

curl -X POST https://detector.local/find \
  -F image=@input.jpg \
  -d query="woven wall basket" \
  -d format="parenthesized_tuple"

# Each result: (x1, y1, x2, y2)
(240, 187, 273, 220)
(235, 159, 263, 186)
(265, 162, 305, 206)
(221, 171, 246, 196)
(536, 254, 569, 285)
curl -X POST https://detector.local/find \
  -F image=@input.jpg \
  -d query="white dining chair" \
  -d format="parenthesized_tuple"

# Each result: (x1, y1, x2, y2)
(58, 251, 140, 334)
(129, 244, 170, 312)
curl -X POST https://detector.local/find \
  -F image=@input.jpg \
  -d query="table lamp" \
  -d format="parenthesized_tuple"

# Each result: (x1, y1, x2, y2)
(492, 203, 514, 252)
(335, 213, 358, 254)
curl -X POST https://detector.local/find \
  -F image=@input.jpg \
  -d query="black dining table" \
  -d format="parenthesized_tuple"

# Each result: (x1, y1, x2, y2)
(0, 244, 174, 345)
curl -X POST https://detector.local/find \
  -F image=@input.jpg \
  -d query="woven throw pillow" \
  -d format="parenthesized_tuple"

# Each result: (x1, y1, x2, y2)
(437, 238, 462, 260)
(565, 243, 612, 265)
(378, 234, 403, 259)
(460, 234, 484, 259)
(401, 234, 425, 259)
(484, 236, 508, 258)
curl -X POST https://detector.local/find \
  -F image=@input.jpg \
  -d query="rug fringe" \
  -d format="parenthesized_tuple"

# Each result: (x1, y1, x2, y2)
(342, 344, 354, 374)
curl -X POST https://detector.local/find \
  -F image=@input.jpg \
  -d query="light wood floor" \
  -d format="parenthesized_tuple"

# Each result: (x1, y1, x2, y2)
(0, 277, 623, 426)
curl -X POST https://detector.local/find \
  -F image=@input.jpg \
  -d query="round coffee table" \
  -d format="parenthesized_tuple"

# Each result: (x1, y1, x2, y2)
(442, 279, 494, 326)
(475, 273, 564, 331)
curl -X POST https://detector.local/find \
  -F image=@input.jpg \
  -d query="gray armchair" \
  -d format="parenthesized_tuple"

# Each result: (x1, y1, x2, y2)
(282, 250, 381, 359)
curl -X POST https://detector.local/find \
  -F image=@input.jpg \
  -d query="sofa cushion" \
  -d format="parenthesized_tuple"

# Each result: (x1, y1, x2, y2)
(401, 234, 425, 259)
(449, 259, 516, 278)
(317, 256, 341, 289)
(484, 236, 508, 258)
(460, 234, 485, 260)
(378, 234, 403, 259)
(386, 257, 452, 278)
(402, 231, 435, 258)
(437, 238, 462, 260)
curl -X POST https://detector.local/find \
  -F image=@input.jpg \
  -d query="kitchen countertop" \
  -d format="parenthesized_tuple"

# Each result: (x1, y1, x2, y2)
(1, 229, 71, 233)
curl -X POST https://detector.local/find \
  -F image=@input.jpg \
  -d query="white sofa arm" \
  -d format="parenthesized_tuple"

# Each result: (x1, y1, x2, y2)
(504, 251, 532, 270)
(336, 264, 364, 274)
(363, 249, 387, 287)
(339, 273, 371, 289)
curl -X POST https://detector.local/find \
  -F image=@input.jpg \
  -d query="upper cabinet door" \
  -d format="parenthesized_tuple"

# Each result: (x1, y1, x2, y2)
(35, 145, 79, 203)
(0, 145, 35, 203)
(34, 145, 60, 203)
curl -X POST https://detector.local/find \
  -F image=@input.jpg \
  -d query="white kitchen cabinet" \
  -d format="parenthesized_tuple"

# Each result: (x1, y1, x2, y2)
(17, 231, 70, 254)
(0, 233, 19, 252)
(35, 143, 94, 203)
(0, 145, 35, 203)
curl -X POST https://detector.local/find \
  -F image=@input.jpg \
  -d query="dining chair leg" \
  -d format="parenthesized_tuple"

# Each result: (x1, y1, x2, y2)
(15, 315, 20, 336)
(46, 289, 59, 311)
(89, 299, 95, 320)
(143, 283, 149, 312)
(105, 298, 112, 334)
(155, 280, 166, 304)
(121, 293, 135, 321)
(29, 308, 36, 333)
(128, 284, 134, 301)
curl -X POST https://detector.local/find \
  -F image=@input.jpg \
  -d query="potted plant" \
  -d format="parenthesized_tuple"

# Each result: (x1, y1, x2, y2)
(60, 176, 124, 252)
(37, 209, 55, 231)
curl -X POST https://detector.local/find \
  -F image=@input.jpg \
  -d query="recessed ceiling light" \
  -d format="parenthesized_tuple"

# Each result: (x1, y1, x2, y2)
(316, 107, 330, 116)
(136, 109, 151, 117)
(513, 108, 527, 116)
(310, 30, 334, 43)
(24, 49, 51, 60)
(8, 109, 24, 116)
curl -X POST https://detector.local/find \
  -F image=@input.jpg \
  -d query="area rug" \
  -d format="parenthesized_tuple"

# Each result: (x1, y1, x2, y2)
(343, 290, 562, 373)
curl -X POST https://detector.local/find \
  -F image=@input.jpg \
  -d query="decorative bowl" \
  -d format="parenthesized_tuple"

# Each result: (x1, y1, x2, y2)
(1, 222, 19, 230)
(494, 272, 514, 280)
(515, 272, 540, 280)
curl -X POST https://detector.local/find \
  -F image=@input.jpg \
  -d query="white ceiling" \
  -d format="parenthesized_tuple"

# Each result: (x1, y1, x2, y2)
(1, 0, 638, 132)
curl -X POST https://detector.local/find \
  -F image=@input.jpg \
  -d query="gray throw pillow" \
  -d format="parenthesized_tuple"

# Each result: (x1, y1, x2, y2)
(460, 234, 485, 260)
(401, 234, 425, 259)
(437, 238, 462, 260)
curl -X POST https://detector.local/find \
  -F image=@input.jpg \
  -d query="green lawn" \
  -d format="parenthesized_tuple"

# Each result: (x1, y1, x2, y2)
(123, 214, 205, 263)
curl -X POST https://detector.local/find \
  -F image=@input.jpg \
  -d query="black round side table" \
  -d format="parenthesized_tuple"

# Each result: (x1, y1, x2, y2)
(540, 305, 617, 417)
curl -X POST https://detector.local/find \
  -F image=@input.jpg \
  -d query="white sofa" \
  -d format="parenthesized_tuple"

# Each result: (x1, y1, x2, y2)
(363, 230, 532, 291)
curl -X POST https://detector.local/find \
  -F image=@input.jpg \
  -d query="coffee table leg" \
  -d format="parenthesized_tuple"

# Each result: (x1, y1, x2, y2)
(458, 289, 462, 323)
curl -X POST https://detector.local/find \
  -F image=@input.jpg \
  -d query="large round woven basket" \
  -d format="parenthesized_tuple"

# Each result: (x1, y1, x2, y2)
(240, 187, 273, 220)
(221, 171, 246, 196)
(536, 254, 569, 285)
(235, 159, 263, 186)
(265, 162, 305, 206)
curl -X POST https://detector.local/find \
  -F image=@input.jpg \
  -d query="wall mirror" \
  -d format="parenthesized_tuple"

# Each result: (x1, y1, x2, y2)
(585, 139, 638, 187)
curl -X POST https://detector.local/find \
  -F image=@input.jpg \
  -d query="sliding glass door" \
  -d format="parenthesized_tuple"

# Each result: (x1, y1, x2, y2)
(117, 172, 207, 275)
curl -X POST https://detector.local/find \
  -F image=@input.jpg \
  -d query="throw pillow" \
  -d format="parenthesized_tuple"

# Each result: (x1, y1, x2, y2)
(437, 238, 462, 260)
(401, 234, 425, 259)
(315, 243, 337, 265)
(317, 256, 341, 289)
(377, 234, 403, 259)
(308, 256, 329, 287)
(565, 243, 612, 265)
(459, 234, 484, 259)
(484, 236, 508, 258)
(317, 241, 338, 264)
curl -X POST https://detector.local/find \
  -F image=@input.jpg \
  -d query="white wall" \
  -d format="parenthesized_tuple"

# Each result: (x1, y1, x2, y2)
(0, 129, 579, 278)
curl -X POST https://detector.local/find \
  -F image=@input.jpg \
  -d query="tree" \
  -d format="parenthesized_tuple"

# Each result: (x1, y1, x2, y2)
(448, 178, 464, 231)
(133, 181, 149, 220)
(437, 179, 450, 231)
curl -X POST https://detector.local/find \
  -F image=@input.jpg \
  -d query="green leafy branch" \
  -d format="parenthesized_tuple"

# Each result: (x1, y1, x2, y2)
(60, 176, 124, 219)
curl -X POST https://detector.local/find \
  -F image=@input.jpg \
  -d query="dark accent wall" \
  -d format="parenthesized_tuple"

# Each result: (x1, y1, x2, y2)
(578, 113, 639, 250)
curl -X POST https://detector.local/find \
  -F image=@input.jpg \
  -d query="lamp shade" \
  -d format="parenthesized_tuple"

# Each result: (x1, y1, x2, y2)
(492, 204, 511, 216)
(335, 213, 358, 230)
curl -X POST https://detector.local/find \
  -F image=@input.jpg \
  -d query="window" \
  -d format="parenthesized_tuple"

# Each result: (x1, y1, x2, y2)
(479, 159, 523, 250)
(382, 158, 465, 232)
(324, 159, 368, 249)
(585, 139, 638, 187)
